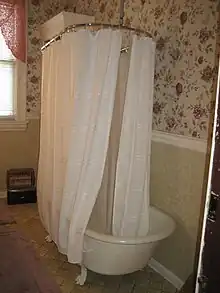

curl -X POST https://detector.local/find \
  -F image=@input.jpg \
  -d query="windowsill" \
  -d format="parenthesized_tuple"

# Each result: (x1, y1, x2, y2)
(0, 119, 28, 131)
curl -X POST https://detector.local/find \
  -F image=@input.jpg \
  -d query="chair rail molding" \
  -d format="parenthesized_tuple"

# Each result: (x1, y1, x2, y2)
(152, 130, 207, 153)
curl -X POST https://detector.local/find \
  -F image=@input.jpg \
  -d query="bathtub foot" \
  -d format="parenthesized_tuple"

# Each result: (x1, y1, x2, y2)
(75, 265, 87, 286)
(45, 235, 53, 243)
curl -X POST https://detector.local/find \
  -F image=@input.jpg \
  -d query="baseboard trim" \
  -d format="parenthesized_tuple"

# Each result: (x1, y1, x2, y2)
(0, 191, 7, 199)
(148, 258, 184, 290)
(152, 130, 207, 153)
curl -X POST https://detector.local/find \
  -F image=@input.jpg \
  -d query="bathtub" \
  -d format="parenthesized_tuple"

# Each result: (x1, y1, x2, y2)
(76, 206, 175, 285)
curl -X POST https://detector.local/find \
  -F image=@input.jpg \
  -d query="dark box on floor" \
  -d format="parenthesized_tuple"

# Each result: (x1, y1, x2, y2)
(7, 168, 37, 205)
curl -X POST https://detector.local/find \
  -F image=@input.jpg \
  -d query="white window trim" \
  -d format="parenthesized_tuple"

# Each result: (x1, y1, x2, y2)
(0, 0, 28, 131)
(0, 60, 28, 131)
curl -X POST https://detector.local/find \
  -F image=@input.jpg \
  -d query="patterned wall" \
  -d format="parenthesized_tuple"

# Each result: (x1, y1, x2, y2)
(27, 0, 73, 115)
(27, 0, 219, 139)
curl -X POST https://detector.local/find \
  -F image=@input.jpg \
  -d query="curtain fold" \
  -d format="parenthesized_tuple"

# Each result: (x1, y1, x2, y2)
(89, 52, 130, 234)
(38, 29, 122, 264)
(0, 0, 26, 62)
(112, 36, 156, 237)
(38, 29, 156, 268)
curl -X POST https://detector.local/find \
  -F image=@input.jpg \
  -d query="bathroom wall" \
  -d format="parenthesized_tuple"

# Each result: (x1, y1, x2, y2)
(71, 0, 216, 283)
(0, 0, 76, 191)
(27, 0, 219, 140)
(0, 0, 218, 284)
(0, 120, 40, 190)
(68, 0, 216, 283)
(27, 0, 78, 116)
(150, 139, 207, 281)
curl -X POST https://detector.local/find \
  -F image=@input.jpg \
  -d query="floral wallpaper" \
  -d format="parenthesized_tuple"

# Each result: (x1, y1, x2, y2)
(27, 0, 75, 116)
(27, 0, 219, 139)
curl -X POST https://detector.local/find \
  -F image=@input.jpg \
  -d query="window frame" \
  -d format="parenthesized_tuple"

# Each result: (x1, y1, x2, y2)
(0, 0, 28, 131)
(0, 59, 27, 131)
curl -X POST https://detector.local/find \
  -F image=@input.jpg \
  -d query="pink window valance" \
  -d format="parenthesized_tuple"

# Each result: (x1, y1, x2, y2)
(0, 0, 26, 62)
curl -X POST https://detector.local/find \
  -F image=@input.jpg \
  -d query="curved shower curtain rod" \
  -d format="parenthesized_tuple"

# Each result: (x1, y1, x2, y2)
(41, 0, 152, 52)
(41, 23, 152, 52)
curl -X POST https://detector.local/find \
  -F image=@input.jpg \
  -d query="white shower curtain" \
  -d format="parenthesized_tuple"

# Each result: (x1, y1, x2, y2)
(38, 29, 155, 265)
(89, 51, 130, 234)
(38, 29, 122, 264)
(113, 36, 155, 237)
(89, 36, 156, 237)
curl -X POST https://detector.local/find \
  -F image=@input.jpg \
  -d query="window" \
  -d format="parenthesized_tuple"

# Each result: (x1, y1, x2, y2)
(0, 32, 15, 116)
(0, 31, 27, 131)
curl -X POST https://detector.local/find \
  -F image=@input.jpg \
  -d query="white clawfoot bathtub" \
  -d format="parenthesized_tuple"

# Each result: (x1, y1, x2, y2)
(76, 206, 175, 285)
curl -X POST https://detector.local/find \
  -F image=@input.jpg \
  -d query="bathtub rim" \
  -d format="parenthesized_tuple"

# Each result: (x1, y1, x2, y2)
(85, 206, 175, 245)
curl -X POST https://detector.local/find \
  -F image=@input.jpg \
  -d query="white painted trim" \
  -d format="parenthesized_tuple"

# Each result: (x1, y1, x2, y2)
(0, 191, 7, 199)
(149, 258, 184, 290)
(152, 130, 207, 153)
(15, 60, 27, 122)
(0, 119, 28, 131)
(0, 60, 27, 132)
